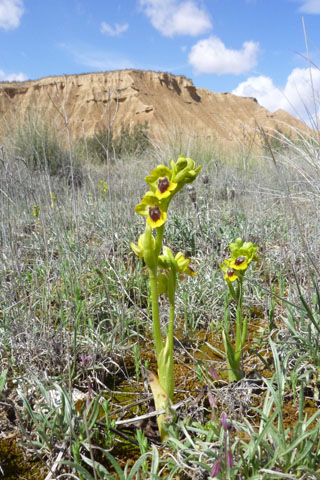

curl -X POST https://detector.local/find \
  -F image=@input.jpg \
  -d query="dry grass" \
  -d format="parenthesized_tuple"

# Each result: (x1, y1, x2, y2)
(1, 118, 320, 479)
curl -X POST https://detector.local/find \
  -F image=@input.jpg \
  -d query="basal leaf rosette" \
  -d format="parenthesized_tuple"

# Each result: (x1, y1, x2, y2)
(135, 192, 167, 229)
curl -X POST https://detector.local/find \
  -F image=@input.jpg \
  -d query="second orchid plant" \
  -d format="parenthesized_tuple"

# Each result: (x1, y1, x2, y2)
(220, 238, 259, 382)
(131, 155, 201, 439)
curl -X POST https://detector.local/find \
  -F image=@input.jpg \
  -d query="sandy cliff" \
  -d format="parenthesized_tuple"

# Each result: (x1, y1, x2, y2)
(0, 69, 308, 148)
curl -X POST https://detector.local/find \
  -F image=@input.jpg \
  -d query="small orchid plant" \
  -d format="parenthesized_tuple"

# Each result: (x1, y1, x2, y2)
(131, 155, 201, 439)
(219, 238, 258, 382)
(211, 412, 235, 478)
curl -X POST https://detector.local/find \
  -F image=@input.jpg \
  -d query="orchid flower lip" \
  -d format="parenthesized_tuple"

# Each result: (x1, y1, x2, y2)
(235, 255, 246, 266)
(146, 207, 167, 228)
(149, 205, 161, 222)
(158, 177, 170, 193)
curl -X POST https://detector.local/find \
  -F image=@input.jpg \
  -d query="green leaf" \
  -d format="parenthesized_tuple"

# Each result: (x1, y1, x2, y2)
(222, 331, 241, 381)
(0, 368, 8, 393)
(151, 445, 160, 476)
(100, 452, 126, 480)
(128, 452, 152, 480)
(61, 461, 96, 480)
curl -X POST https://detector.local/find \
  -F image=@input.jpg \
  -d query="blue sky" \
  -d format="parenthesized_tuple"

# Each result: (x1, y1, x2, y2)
(0, 0, 319, 121)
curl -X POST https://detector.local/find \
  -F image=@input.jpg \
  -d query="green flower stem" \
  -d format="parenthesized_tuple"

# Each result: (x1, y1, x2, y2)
(168, 302, 175, 359)
(155, 224, 164, 258)
(149, 267, 164, 359)
(225, 277, 247, 382)
(166, 300, 175, 399)
(228, 281, 237, 302)
(151, 266, 176, 401)
(234, 279, 243, 363)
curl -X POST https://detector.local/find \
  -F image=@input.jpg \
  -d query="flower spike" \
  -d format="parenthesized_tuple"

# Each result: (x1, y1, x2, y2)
(131, 155, 202, 441)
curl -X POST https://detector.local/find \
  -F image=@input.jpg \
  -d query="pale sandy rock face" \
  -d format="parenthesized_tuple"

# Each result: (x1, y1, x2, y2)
(0, 69, 309, 148)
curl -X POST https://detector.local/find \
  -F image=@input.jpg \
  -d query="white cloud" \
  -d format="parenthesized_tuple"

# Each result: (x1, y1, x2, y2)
(283, 68, 320, 118)
(0, 0, 24, 30)
(232, 68, 320, 122)
(232, 75, 283, 112)
(100, 22, 128, 36)
(296, 0, 320, 13)
(0, 69, 27, 81)
(189, 36, 259, 75)
(59, 43, 134, 71)
(139, 0, 212, 37)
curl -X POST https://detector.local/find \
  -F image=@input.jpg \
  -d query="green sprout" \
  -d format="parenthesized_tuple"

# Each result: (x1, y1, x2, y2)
(131, 155, 201, 440)
(32, 205, 40, 218)
(219, 238, 259, 382)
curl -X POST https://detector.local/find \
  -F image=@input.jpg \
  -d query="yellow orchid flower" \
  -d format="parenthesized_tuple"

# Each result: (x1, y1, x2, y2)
(175, 252, 198, 277)
(145, 165, 178, 200)
(135, 192, 167, 229)
(228, 255, 248, 271)
(155, 177, 177, 199)
(219, 262, 239, 282)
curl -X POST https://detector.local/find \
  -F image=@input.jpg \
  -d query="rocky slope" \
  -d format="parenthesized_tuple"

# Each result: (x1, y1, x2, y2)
(0, 69, 308, 148)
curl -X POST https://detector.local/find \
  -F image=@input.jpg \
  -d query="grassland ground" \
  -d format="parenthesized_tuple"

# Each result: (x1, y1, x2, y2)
(0, 126, 320, 479)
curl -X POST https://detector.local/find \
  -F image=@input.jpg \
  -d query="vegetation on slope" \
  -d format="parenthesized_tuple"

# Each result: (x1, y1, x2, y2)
(0, 113, 320, 479)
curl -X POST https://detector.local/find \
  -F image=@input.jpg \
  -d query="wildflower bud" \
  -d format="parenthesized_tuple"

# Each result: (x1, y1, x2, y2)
(208, 391, 217, 408)
(210, 365, 219, 381)
(221, 412, 233, 432)
(208, 391, 217, 420)
(221, 411, 228, 430)
(80, 354, 91, 368)
(176, 155, 188, 170)
(211, 458, 221, 478)
(143, 225, 157, 268)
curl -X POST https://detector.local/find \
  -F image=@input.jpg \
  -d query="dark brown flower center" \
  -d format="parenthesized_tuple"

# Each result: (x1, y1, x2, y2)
(158, 177, 170, 194)
(235, 255, 246, 266)
(149, 205, 161, 222)
(227, 269, 234, 277)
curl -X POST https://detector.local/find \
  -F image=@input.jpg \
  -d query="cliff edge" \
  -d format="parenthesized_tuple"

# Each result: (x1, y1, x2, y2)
(0, 69, 308, 148)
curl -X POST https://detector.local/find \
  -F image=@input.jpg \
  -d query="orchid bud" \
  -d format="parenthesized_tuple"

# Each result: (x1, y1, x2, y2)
(211, 458, 221, 478)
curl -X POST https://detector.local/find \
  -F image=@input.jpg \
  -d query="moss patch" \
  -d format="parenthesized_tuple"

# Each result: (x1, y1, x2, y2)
(0, 437, 46, 480)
